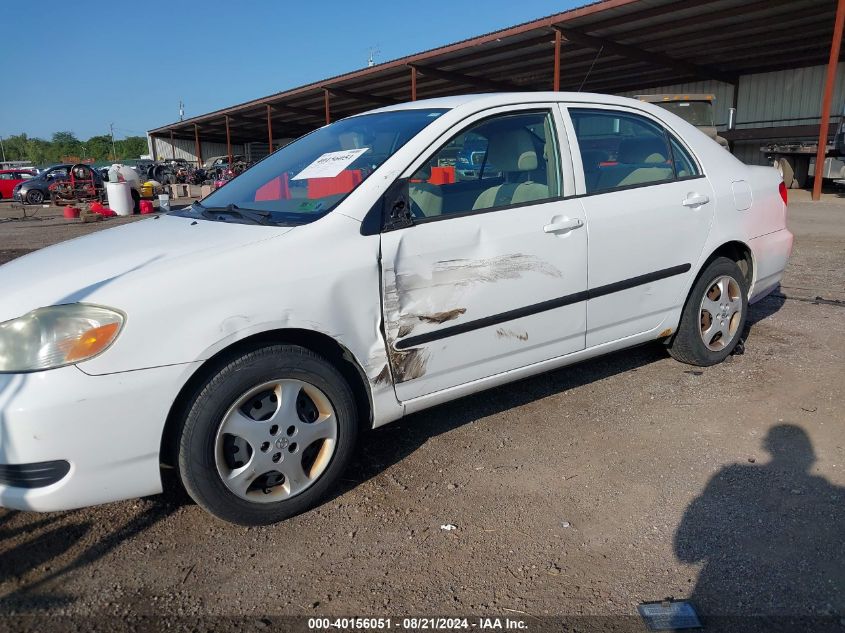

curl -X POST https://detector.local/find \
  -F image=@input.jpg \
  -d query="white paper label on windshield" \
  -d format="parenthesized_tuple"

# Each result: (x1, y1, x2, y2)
(291, 148, 370, 180)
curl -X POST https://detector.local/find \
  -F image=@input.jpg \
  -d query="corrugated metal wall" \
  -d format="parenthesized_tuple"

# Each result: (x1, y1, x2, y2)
(736, 63, 845, 129)
(151, 137, 245, 164)
(619, 64, 844, 166)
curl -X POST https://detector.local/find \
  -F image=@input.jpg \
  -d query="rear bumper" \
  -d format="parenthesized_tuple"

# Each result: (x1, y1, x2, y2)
(749, 228, 794, 302)
(0, 362, 200, 512)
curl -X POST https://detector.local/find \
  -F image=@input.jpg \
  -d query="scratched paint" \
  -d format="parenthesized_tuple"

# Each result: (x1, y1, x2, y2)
(496, 328, 528, 341)
(381, 251, 563, 382)
(417, 308, 466, 324)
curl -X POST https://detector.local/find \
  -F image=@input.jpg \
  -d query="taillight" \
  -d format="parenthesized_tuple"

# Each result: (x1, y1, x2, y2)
(779, 181, 788, 205)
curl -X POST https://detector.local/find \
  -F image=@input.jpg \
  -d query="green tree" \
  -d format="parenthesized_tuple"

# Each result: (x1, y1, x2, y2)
(86, 135, 113, 161)
(26, 138, 52, 165)
(116, 136, 148, 160)
(51, 131, 82, 162)
(0, 134, 29, 161)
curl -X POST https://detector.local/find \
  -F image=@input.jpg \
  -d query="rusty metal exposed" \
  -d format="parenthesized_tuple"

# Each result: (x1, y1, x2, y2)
(417, 308, 467, 324)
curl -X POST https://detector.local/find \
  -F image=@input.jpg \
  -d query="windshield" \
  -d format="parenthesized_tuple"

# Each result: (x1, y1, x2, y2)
(177, 108, 447, 226)
(654, 101, 715, 128)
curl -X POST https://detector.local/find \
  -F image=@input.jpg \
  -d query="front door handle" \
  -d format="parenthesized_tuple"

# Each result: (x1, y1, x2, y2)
(682, 193, 710, 208)
(543, 217, 584, 233)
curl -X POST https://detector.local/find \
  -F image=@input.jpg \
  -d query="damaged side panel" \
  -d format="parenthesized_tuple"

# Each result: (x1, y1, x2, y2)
(379, 199, 589, 401)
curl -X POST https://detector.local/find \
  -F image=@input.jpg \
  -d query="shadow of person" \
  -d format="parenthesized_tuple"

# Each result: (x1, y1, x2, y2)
(674, 424, 844, 628)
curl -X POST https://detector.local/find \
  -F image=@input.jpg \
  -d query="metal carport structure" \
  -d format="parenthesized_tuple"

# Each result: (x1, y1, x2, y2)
(148, 0, 845, 199)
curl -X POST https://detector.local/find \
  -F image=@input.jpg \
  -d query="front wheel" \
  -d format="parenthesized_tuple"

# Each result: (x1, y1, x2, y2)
(668, 257, 749, 366)
(26, 189, 44, 204)
(177, 344, 358, 525)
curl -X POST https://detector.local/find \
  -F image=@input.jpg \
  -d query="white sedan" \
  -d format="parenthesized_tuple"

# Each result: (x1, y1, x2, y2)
(0, 93, 792, 525)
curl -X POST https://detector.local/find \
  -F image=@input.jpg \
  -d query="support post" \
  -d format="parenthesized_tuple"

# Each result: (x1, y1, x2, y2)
(266, 104, 274, 155)
(324, 89, 331, 125)
(194, 124, 202, 166)
(169, 129, 175, 161)
(813, 0, 845, 201)
(411, 66, 417, 101)
(553, 29, 562, 91)
(225, 115, 232, 165)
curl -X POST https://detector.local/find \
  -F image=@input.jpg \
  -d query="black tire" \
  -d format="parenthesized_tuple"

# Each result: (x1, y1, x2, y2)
(26, 189, 44, 205)
(668, 257, 749, 367)
(177, 344, 358, 525)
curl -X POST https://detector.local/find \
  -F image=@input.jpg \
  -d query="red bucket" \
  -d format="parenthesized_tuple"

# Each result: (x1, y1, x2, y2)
(63, 206, 80, 219)
(139, 200, 154, 214)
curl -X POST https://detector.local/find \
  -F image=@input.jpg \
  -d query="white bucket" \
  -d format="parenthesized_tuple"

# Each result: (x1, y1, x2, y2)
(105, 181, 133, 216)
(158, 194, 171, 212)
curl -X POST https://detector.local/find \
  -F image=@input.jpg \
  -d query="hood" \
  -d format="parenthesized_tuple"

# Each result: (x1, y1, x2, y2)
(0, 215, 293, 322)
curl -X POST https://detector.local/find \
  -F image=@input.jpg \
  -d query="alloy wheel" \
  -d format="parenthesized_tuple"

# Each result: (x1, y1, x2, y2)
(699, 274, 743, 351)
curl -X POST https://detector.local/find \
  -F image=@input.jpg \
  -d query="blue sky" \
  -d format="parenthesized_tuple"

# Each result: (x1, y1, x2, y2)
(3, 1, 581, 141)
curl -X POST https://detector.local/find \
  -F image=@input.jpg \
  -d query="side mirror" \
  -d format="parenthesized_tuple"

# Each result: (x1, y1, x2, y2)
(382, 178, 413, 232)
(361, 178, 412, 235)
(727, 107, 737, 131)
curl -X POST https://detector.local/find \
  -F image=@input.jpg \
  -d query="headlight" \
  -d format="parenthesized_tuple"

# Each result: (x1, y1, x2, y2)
(0, 304, 124, 372)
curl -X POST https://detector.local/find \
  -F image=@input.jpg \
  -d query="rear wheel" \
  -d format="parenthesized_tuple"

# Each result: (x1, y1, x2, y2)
(177, 344, 358, 525)
(668, 257, 748, 366)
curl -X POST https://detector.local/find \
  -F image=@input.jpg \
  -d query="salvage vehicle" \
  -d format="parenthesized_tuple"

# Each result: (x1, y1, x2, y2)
(12, 164, 103, 205)
(0, 93, 793, 525)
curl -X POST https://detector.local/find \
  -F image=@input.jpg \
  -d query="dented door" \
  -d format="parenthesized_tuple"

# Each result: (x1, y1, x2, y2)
(380, 200, 588, 400)
(379, 106, 588, 401)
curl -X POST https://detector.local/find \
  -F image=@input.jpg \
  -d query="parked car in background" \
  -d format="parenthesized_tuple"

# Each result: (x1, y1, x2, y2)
(203, 154, 245, 169)
(13, 164, 105, 205)
(0, 169, 35, 199)
(0, 93, 792, 525)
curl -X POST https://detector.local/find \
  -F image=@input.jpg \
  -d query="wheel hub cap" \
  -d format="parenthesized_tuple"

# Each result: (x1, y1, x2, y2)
(214, 379, 338, 503)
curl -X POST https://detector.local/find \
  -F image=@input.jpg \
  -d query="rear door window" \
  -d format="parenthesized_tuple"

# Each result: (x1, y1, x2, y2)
(569, 108, 674, 194)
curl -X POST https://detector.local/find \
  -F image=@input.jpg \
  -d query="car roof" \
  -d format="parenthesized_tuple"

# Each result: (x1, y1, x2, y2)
(367, 91, 655, 114)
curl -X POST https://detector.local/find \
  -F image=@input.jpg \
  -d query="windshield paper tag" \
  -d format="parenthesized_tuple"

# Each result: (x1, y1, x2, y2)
(291, 148, 369, 180)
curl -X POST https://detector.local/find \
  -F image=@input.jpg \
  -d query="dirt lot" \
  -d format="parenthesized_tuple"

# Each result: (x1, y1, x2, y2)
(0, 192, 843, 630)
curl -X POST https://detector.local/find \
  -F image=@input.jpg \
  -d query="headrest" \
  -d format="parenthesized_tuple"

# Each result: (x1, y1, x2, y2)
(618, 137, 668, 164)
(486, 129, 538, 172)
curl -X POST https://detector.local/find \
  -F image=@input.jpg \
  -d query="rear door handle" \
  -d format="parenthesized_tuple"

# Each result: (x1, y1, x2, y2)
(682, 193, 710, 208)
(543, 217, 584, 233)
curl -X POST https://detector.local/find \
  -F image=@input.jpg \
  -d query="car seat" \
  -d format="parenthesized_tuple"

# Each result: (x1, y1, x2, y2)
(409, 164, 443, 217)
(472, 129, 548, 210)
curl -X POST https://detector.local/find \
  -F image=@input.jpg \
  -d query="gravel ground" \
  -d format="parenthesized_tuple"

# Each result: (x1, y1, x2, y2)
(0, 192, 843, 630)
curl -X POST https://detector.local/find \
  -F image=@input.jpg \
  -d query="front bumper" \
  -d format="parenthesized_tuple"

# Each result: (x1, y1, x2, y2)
(0, 362, 200, 512)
